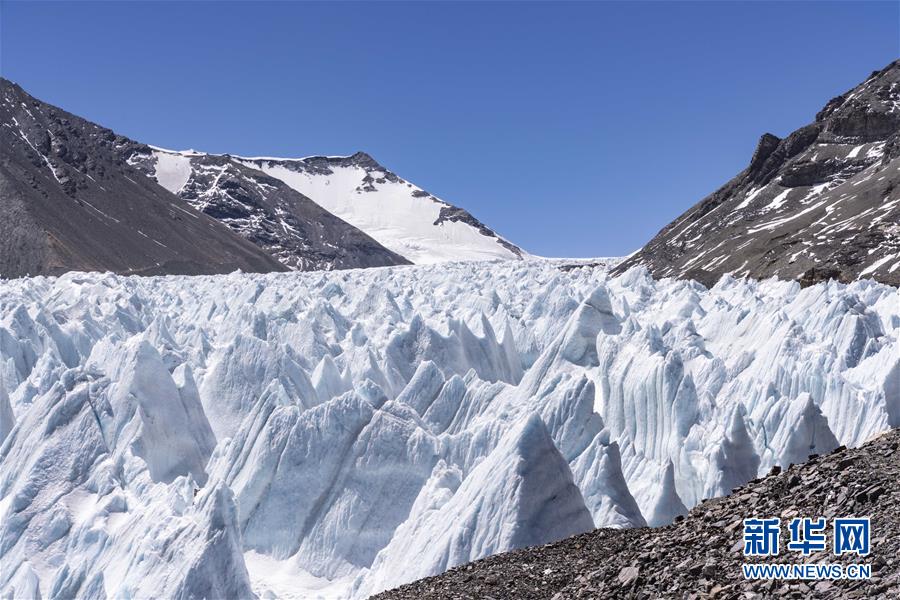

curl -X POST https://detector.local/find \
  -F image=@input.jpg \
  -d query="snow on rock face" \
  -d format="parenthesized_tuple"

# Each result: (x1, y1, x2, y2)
(127, 148, 410, 272)
(615, 60, 900, 287)
(0, 79, 288, 279)
(132, 147, 522, 268)
(236, 153, 524, 264)
(0, 260, 896, 598)
(151, 149, 192, 194)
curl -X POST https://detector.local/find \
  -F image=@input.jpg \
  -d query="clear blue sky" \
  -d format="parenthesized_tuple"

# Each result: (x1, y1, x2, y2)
(1, 1, 897, 257)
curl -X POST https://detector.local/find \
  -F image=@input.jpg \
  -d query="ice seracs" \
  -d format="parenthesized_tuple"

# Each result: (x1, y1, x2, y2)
(0, 350, 253, 599)
(87, 336, 216, 485)
(0, 382, 13, 443)
(704, 405, 760, 497)
(353, 414, 594, 597)
(762, 392, 840, 470)
(1, 259, 897, 599)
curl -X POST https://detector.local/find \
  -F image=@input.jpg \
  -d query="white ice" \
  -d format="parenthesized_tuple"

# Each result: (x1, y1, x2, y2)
(0, 260, 896, 598)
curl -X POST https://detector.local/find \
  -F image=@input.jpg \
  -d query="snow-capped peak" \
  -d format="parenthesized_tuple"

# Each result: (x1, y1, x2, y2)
(137, 145, 524, 267)
(235, 152, 525, 264)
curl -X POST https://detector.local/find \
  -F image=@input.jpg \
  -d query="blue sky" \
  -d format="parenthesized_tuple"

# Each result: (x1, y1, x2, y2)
(2, 1, 897, 257)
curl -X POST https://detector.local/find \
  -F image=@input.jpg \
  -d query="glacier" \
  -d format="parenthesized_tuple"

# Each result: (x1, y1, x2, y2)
(0, 259, 897, 599)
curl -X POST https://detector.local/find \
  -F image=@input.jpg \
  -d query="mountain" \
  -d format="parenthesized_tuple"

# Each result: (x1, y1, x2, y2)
(0, 78, 286, 278)
(1, 79, 517, 277)
(125, 147, 410, 270)
(615, 60, 900, 287)
(376, 427, 900, 600)
(125, 144, 522, 269)
(235, 153, 524, 264)
(2, 259, 895, 598)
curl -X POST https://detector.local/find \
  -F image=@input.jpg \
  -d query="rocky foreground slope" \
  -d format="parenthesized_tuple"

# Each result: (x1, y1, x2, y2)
(377, 427, 900, 600)
(616, 60, 900, 287)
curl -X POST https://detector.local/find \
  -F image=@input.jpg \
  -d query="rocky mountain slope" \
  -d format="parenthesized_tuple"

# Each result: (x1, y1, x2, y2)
(1, 78, 517, 277)
(0, 78, 286, 278)
(378, 427, 900, 600)
(1, 260, 895, 598)
(615, 60, 900, 287)
(236, 153, 524, 264)
(125, 147, 410, 270)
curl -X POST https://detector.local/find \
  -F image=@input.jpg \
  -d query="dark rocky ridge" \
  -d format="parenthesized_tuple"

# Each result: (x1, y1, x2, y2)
(0, 78, 287, 278)
(377, 428, 900, 600)
(125, 149, 411, 271)
(615, 60, 900, 288)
